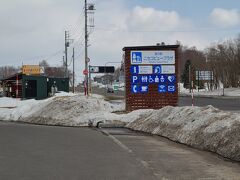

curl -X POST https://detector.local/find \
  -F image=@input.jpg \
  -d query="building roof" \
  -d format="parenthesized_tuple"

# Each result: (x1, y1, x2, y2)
(0, 73, 22, 81)
(122, 45, 180, 51)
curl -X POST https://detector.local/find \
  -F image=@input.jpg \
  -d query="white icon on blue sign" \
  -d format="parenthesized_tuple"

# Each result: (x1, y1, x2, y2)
(140, 85, 148, 93)
(167, 85, 175, 92)
(131, 76, 139, 83)
(130, 66, 139, 74)
(131, 85, 139, 93)
(148, 75, 155, 83)
(158, 84, 166, 93)
(139, 75, 165, 84)
(167, 75, 176, 83)
(153, 65, 161, 74)
(160, 75, 166, 83)
(132, 52, 142, 63)
(140, 76, 148, 83)
(155, 76, 160, 83)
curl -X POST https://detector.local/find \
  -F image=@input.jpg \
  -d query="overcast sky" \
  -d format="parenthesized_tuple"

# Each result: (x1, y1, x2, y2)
(0, 0, 240, 82)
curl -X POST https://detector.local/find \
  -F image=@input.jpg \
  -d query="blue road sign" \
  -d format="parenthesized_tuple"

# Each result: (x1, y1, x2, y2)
(131, 85, 139, 93)
(159, 75, 166, 83)
(153, 65, 162, 74)
(140, 85, 148, 93)
(167, 75, 176, 83)
(131, 52, 142, 63)
(158, 84, 167, 93)
(131, 75, 139, 84)
(154, 75, 160, 83)
(139, 75, 148, 84)
(148, 75, 155, 84)
(167, 85, 175, 93)
(138, 75, 168, 84)
(130, 66, 139, 74)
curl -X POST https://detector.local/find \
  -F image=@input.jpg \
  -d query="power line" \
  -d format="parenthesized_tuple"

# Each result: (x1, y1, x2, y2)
(69, 9, 85, 36)
(19, 50, 63, 63)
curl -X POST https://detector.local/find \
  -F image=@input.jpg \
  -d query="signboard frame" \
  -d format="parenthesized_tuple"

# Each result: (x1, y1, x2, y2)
(195, 71, 213, 80)
(89, 66, 115, 73)
(22, 65, 41, 75)
(123, 45, 179, 111)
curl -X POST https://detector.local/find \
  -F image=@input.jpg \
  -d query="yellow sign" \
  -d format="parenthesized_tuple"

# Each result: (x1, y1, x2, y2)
(22, 65, 41, 75)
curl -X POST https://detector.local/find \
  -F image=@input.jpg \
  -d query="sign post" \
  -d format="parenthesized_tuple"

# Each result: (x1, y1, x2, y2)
(195, 70, 214, 92)
(123, 45, 179, 111)
(88, 65, 115, 94)
(83, 69, 88, 95)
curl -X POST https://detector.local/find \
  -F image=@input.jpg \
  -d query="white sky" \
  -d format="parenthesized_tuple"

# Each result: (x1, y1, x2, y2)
(0, 0, 239, 83)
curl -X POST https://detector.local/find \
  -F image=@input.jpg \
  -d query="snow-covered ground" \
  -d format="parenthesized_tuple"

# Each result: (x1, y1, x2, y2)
(126, 106, 240, 162)
(179, 83, 240, 97)
(0, 92, 240, 161)
(0, 92, 127, 126)
(91, 81, 240, 97)
(92, 81, 106, 89)
(92, 81, 125, 91)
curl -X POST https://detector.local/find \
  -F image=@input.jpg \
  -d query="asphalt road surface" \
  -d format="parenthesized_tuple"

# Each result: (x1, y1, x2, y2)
(78, 86, 240, 111)
(0, 122, 240, 180)
(179, 96, 240, 111)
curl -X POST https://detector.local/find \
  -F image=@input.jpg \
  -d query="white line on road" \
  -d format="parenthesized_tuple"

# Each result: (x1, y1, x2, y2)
(101, 129, 133, 153)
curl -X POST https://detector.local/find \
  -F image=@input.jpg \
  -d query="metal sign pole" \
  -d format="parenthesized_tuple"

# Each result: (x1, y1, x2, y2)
(89, 65, 92, 95)
(16, 74, 18, 98)
(191, 80, 194, 106)
(198, 71, 200, 92)
(189, 64, 191, 93)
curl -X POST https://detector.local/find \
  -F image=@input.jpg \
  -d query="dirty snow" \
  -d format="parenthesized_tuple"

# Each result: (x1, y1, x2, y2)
(126, 106, 240, 162)
(0, 92, 240, 161)
(0, 92, 126, 126)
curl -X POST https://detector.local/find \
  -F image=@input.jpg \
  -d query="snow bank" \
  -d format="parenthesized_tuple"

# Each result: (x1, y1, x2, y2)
(0, 97, 52, 120)
(0, 93, 125, 126)
(126, 106, 240, 162)
(1, 92, 240, 161)
(23, 94, 125, 126)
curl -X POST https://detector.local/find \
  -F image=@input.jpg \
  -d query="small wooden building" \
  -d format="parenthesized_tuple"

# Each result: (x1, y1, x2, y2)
(0, 73, 69, 100)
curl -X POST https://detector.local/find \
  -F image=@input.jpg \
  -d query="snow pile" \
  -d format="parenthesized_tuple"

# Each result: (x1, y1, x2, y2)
(0, 97, 19, 108)
(24, 94, 126, 126)
(126, 106, 240, 161)
(1, 92, 240, 161)
(0, 97, 52, 120)
(0, 93, 125, 126)
(0, 92, 77, 120)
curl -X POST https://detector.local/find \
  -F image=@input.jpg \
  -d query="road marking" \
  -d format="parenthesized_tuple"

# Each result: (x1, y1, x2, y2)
(101, 129, 133, 153)
(99, 128, 160, 180)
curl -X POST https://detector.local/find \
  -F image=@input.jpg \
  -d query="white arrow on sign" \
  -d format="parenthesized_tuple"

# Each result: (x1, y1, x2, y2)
(89, 66, 99, 73)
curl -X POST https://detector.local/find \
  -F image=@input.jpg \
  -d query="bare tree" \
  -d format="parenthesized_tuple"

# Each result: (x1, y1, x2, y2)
(0, 66, 19, 79)
(206, 36, 240, 88)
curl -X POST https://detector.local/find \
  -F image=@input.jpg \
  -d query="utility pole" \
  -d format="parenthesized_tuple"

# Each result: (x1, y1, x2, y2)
(84, 0, 88, 95)
(189, 64, 191, 93)
(65, 31, 69, 77)
(72, 47, 75, 93)
(222, 74, 225, 96)
(84, 0, 95, 96)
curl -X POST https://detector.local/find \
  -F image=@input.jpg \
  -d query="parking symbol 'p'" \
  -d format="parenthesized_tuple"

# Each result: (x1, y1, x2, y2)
(131, 76, 139, 83)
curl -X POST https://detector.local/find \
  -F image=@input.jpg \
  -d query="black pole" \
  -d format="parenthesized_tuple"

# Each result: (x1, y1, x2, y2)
(72, 48, 75, 93)
(198, 71, 199, 92)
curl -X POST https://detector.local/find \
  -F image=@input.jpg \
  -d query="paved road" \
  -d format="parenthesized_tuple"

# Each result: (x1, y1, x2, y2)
(78, 86, 240, 111)
(179, 96, 240, 111)
(0, 122, 240, 180)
